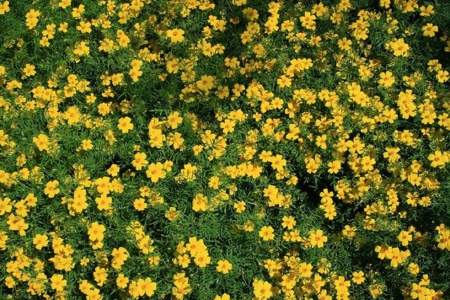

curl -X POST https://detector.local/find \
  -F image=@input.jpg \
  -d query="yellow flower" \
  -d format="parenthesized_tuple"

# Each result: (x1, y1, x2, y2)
(25, 9, 41, 29)
(64, 106, 81, 125)
(215, 294, 231, 300)
(389, 38, 409, 57)
(277, 75, 292, 88)
(76, 20, 92, 33)
(107, 164, 120, 177)
(73, 41, 90, 57)
(117, 117, 134, 133)
(97, 102, 112, 116)
(428, 150, 448, 168)
(116, 273, 129, 289)
(383, 147, 400, 163)
(163, 160, 173, 172)
(95, 193, 113, 211)
(208, 176, 220, 190)
(88, 222, 105, 241)
(129, 67, 143, 82)
(253, 43, 265, 58)
(116, 29, 130, 48)
(410, 283, 430, 299)
(137, 277, 157, 297)
(58, 22, 68, 33)
(132, 152, 148, 171)
(420, 5, 435, 16)
(422, 23, 438, 37)
(146, 162, 166, 183)
(80, 257, 89, 266)
(281, 216, 296, 230)
(33, 133, 50, 152)
(178, 163, 197, 182)
(71, 4, 85, 19)
(234, 201, 246, 213)
(316, 134, 327, 149)
(192, 193, 208, 212)
(167, 111, 183, 129)
(196, 75, 215, 91)
(167, 132, 184, 149)
(44, 180, 60, 198)
(216, 259, 233, 274)
(270, 154, 286, 172)
(334, 276, 351, 294)
(59, 0, 71, 9)
(33, 234, 48, 250)
(81, 139, 93, 151)
(0, 198, 12, 216)
(133, 198, 148, 211)
(380, 0, 390, 8)
(149, 129, 165, 148)
(220, 119, 235, 134)
(22, 64, 36, 78)
(93, 266, 108, 286)
(165, 207, 180, 222)
(253, 279, 273, 299)
(7, 214, 29, 235)
(232, 0, 247, 6)
(408, 263, 420, 275)
(436, 70, 449, 83)
(259, 226, 275, 241)
(338, 37, 352, 51)
(71, 187, 89, 214)
(193, 251, 211, 267)
(378, 71, 395, 87)
(327, 160, 342, 174)
(0, 1, 10, 15)
(50, 274, 67, 292)
(309, 229, 327, 248)
(397, 230, 412, 246)
(166, 28, 185, 43)
(94, 176, 111, 195)
(386, 247, 409, 268)
(299, 11, 317, 30)
(352, 271, 365, 284)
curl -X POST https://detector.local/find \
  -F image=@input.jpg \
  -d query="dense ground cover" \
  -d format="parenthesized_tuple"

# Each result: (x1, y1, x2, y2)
(0, 0, 450, 299)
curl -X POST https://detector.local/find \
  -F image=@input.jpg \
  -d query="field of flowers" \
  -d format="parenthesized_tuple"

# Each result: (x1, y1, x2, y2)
(1, 0, 450, 299)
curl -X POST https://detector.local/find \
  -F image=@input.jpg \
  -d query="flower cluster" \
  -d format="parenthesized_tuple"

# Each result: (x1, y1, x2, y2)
(0, 0, 449, 299)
